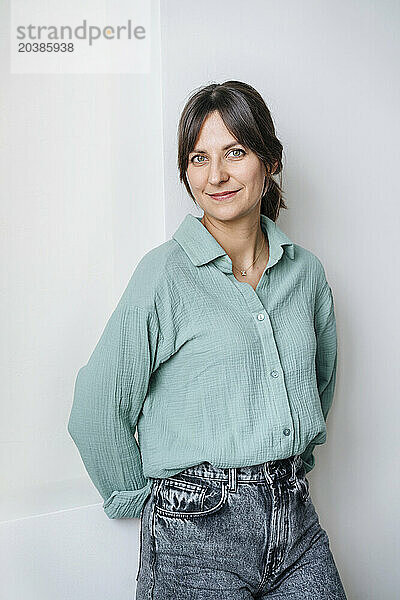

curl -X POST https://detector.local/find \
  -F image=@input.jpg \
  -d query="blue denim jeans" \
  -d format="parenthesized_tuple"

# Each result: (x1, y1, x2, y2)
(135, 455, 347, 599)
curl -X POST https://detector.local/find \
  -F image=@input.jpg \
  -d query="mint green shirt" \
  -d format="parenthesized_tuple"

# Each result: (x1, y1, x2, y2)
(67, 213, 337, 519)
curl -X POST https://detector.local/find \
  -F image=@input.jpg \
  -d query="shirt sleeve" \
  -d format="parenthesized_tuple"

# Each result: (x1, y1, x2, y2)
(300, 281, 338, 473)
(67, 295, 160, 519)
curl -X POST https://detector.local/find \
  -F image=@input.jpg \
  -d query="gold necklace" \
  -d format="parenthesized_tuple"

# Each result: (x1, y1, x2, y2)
(232, 234, 267, 276)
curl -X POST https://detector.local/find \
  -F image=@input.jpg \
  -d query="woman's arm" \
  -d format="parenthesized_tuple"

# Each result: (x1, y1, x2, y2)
(301, 280, 338, 473)
(67, 296, 160, 519)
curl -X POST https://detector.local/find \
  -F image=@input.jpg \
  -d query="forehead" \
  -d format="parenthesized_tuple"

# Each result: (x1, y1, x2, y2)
(193, 111, 238, 150)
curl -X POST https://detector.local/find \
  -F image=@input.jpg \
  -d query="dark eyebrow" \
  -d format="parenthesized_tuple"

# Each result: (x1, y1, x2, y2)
(190, 142, 241, 154)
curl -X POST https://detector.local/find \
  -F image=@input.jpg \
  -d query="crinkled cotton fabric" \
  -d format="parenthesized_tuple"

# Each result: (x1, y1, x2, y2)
(67, 212, 337, 520)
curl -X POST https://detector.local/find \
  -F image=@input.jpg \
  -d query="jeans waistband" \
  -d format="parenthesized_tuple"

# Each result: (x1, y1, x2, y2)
(173, 455, 303, 484)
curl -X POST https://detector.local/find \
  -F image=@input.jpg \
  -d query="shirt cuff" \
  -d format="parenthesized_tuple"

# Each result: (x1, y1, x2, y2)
(102, 479, 154, 519)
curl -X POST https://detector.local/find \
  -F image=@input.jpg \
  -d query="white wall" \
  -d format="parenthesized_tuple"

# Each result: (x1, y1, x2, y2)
(160, 1, 400, 598)
(0, 0, 164, 598)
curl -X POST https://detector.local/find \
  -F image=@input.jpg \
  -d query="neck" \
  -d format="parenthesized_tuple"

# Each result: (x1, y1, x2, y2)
(200, 211, 268, 269)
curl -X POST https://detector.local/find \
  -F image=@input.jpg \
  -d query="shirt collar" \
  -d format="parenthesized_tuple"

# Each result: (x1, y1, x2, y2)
(172, 212, 294, 270)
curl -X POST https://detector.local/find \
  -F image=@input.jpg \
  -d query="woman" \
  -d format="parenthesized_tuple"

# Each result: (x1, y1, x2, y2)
(68, 80, 347, 599)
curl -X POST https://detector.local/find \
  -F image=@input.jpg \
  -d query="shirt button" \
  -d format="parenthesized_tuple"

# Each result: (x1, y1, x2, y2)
(270, 370, 279, 378)
(257, 313, 265, 321)
(283, 428, 291, 436)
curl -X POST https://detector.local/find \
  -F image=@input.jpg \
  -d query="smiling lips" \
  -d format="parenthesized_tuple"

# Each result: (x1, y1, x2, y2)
(208, 189, 241, 200)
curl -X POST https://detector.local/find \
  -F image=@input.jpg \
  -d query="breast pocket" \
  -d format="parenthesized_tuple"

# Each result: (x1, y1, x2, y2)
(154, 477, 228, 519)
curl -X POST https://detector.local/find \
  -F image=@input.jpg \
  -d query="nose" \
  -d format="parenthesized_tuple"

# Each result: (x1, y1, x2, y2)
(207, 157, 229, 186)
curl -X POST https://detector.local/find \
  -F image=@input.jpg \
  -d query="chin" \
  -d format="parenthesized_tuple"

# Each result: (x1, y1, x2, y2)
(202, 205, 249, 222)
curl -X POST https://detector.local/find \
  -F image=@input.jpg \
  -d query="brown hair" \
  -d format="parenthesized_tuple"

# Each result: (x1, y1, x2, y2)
(177, 80, 287, 221)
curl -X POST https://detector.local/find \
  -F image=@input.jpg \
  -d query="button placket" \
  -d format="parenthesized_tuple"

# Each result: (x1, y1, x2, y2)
(252, 303, 294, 454)
(227, 273, 295, 455)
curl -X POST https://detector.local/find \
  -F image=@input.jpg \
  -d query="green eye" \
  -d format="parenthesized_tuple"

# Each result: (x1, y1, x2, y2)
(191, 155, 206, 164)
(229, 149, 246, 158)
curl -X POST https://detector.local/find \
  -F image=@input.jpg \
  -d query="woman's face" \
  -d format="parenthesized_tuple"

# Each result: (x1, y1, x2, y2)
(186, 110, 274, 222)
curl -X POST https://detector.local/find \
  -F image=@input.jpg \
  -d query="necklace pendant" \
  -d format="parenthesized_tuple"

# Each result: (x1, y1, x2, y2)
(240, 270, 247, 276)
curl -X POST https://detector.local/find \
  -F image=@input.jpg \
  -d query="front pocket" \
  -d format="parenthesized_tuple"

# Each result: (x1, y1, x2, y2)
(154, 477, 228, 518)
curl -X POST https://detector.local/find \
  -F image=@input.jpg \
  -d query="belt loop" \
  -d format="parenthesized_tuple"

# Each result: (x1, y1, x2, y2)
(228, 467, 238, 492)
(263, 461, 274, 485)
(289, 455, 297, 483)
